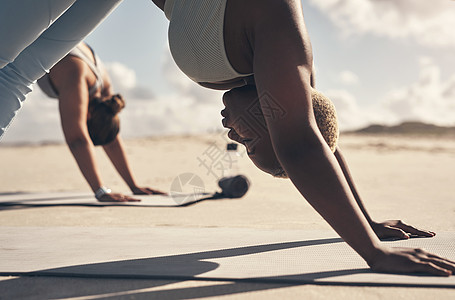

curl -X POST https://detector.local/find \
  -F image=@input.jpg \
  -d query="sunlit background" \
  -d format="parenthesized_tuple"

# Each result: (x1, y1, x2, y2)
(2, 0, 455, 144)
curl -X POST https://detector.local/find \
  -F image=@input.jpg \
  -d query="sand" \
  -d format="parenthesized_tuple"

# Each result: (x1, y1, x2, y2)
(0, 133, 454, 299)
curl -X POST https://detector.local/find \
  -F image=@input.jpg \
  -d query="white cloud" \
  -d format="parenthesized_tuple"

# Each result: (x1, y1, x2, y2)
(339, 70, 359, 85)
(119, 91, 224, 139)
(308, 0, 455, 48)
(323, 89, 373, 130)
(105, 62, 137, 91)
(321, 58, 455, 131)
(380, 58, 455, 126)
(104, 62, 154, 99)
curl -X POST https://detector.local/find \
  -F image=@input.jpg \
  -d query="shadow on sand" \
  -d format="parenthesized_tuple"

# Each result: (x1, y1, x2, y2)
(2, 236, 451, 299)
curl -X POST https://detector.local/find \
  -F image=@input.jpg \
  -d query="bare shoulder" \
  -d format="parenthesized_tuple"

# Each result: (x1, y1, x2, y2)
(236, 0, 309, 50)
(49, 56, 88, 90)
(224, 0, 304, 73)
(242, 0, 303, 21)
(245, 0, 311, 60)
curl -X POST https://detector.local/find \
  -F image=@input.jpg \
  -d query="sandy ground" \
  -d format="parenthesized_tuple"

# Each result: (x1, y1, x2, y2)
(0, 133, 455, 299)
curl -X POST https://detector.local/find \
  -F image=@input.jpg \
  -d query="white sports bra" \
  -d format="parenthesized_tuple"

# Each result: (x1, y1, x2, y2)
(37, 44, 104, 98)
(165, 0, 253, 84)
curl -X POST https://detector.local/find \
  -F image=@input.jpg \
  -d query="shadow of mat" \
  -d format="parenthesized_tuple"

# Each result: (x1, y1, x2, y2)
(1, 228, 454, 300)
(0, 277, 297, 300)
(0, 192, 231, 210)
(0, 238, 359, 300)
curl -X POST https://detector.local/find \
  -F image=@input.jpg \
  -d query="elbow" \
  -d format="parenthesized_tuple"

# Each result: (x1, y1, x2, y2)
(66, 135, 91, 151)
(273, 128, 328, 168)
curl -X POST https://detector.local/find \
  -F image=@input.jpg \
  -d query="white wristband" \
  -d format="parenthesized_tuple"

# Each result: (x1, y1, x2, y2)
(95, 186, 111, 200)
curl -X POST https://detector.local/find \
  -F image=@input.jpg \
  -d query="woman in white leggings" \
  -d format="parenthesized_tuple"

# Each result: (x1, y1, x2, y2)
(0, 0, 123, 139)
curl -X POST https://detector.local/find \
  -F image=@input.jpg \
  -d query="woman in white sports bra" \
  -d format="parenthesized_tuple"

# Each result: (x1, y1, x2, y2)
(37, 42, 165, 202)
(152, 0, 455, 276)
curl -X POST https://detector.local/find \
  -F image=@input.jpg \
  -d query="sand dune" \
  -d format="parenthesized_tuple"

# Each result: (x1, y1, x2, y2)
(347, 121, 455, 137)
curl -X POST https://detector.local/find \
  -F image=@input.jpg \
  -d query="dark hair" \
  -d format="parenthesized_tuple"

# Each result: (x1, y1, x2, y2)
(87, 94, 125, 146)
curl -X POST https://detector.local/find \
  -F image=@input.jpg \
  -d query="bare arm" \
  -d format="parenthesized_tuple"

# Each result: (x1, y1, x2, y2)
(103, 135, 166, 195)
(103, 135, 137, 189)
(52, 59, 104, 194)
(51, 59, 139, 202)
(251, 0, 453, 275)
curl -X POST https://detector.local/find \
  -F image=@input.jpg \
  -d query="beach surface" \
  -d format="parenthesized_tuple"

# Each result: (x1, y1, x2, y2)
(0, 133, 454, 299)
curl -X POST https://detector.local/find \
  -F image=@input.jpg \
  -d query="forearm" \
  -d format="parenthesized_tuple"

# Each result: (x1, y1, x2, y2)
(334, 147, 374, 224)
(67, 138, 103, 193)
(278, 133, 382, 263)
(103, 136, 137, 190)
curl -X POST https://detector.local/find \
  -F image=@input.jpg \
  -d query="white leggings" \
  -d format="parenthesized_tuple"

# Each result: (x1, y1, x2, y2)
(0, 0, 123, 139)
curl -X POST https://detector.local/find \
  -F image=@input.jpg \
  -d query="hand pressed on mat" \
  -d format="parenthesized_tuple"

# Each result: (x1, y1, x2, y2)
(372, 220, 435, 240)
(131, 186, 167, 196)
(97, 192, 140, 202)
(369, 247, 455, 276)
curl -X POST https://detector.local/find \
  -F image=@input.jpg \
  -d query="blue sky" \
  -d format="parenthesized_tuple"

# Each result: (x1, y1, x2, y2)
(3, 0, 455, 143)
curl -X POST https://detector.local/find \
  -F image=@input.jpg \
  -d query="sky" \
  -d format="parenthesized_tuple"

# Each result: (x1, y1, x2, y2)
(2, 0, 455, 144)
